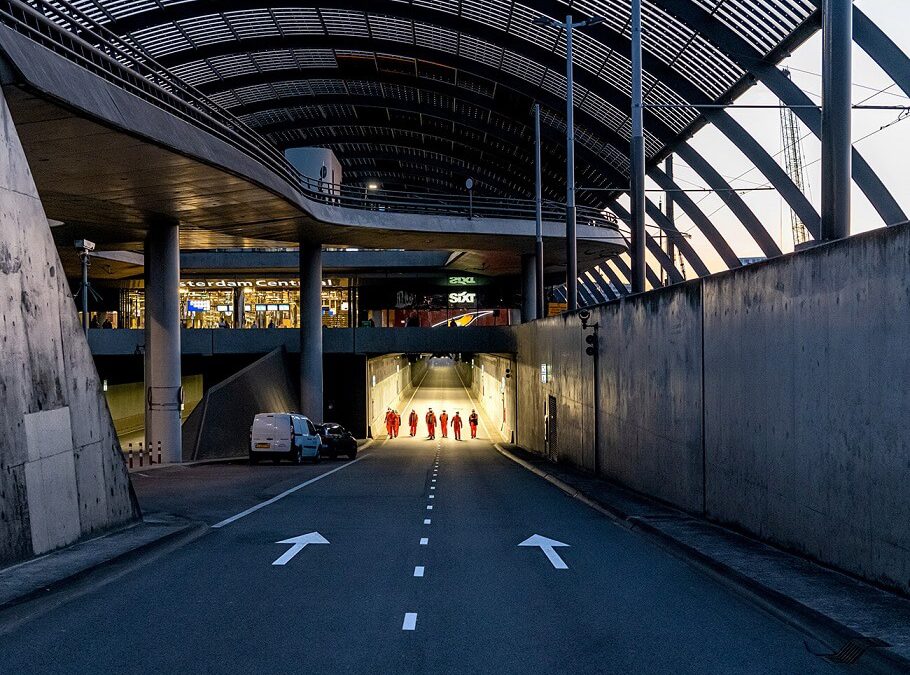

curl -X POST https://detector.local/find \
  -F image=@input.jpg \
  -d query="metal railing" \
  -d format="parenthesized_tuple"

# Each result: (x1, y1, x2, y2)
(0, 0, 617, 229)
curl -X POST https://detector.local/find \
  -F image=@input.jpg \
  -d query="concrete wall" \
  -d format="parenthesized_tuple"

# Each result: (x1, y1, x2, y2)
(456, 355, 516, 443)
(0, 87, 137, 566)
(367, 354, 428, 437)
(515, 224, 910, 594)
(182, 349, 297, 461)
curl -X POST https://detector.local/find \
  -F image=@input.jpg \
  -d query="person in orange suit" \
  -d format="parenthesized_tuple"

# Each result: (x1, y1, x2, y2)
(426, 408, 437, 440)
(469, 409, 479, 439)
(384, 408, 393, 437)
(439, 410, 449, 438)
(452, 412, 463, 441)
(409, 409, 419, 437)
(393, 410, 401, 438)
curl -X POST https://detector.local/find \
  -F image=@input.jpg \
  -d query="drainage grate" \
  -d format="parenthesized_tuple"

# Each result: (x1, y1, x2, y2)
(823, 637, 889, 664)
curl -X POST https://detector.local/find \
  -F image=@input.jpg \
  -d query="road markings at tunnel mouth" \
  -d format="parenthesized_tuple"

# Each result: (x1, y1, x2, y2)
(272, 532, 329, 566)
(210, 455, 371, 528)
(519, 534, 571, 570)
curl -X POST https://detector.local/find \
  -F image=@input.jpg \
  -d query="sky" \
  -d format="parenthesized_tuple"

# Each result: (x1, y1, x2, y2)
(609, 0, 910, 279)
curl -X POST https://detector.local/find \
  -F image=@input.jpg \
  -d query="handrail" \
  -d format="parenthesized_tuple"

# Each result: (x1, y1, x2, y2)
(0, 0, 619, 231)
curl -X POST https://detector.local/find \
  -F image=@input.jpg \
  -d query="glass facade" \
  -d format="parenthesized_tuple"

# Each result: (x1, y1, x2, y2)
(119, 277, 351, 329)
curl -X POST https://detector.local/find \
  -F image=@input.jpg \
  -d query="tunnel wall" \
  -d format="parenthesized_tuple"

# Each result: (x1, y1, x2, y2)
(515, 223, 910, 593)
(367, 354, 427, 437)
(455, 355, 516, 443)
(0, 87, 138, 566)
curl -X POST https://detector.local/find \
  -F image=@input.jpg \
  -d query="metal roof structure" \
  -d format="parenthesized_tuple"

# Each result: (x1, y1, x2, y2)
(4, 0, 910, 299)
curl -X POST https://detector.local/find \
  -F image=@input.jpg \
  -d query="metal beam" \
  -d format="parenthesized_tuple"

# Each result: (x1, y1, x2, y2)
(821, 0, 852, 240)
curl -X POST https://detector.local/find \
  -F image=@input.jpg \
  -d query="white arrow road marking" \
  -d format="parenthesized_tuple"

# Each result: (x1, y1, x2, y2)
(518, 534, 570, 570)
(272, 532, 329, 566)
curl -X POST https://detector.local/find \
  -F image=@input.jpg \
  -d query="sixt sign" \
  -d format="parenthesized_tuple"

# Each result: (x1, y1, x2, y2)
(448, 275, 477, 286)
(448, 291, 477, 305)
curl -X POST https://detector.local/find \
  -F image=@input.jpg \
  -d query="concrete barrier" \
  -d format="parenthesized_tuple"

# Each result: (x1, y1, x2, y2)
(515, 224, 910, 594)
(0, 87, 137, 566)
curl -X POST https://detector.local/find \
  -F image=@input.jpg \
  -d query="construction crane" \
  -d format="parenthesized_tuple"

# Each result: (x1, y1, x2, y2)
(779, 68, 811, 248)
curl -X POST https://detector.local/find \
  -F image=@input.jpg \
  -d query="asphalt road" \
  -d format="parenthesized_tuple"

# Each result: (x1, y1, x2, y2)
(0, 361, 843, 674)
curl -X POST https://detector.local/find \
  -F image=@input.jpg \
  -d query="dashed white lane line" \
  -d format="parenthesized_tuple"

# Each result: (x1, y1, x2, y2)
(430, 486, 436, 490)
(420, 538, 429, 545)
(429, 494, 435, 498)
(424, 519, 431, 524)
(402, 613, 418, 631)
(426, 505, 433, 510)
(432, 479, 436, 483)
(414, 566, 425, 577)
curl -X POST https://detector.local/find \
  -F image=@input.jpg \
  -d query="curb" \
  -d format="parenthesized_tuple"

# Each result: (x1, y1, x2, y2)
(0, 520, 208, 632)
(495, 444, 909, 674)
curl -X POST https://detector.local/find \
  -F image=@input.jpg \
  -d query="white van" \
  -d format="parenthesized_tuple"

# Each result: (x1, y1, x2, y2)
(249, 413, 321, 464)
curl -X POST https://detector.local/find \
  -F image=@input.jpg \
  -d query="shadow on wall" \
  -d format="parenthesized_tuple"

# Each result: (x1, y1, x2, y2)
(367, 354, 428, 437)
(182, 348, 298, 461)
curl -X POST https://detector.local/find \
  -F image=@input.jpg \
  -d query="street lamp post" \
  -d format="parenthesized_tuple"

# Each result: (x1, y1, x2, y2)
(532, 13, 605, 312)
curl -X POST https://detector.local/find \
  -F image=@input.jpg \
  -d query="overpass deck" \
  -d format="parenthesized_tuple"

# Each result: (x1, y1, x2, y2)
(87, 326, 517, 357)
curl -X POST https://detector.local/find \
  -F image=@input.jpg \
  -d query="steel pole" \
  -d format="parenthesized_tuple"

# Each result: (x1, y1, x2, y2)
(630, 0, 646, 293)
(81, 252, 89, 333)
(821, 0, 852, 240)
(534, 102, 545, 320)
(565, 15, 578, 311)
(299, 242, 324, 418)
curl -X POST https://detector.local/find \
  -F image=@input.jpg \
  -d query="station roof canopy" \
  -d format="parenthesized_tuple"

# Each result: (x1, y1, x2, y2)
(59, 0, 818, 205)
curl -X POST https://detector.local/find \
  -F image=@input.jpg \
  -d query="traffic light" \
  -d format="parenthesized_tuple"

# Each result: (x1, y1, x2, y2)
(585, 332, 597, 356)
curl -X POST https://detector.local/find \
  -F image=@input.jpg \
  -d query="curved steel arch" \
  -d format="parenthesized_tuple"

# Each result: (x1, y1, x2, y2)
(654, 0, 907, 228)
(607, 201, 684, 285)
(145, 30, 794, 262)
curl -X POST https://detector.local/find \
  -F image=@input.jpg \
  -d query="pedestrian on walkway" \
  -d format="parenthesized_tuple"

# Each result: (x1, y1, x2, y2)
(452, 412, 463, 441)
(439, 410, 449, 438)
(426, 408, 437, 440)
(409, 409, 418, 437)
(393, 410, 401, 438)
(385, 408, 394, 437)
(469, 409, 479, 439)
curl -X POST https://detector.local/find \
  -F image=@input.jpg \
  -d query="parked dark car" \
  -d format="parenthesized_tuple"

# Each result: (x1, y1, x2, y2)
(315, 423, 358, 460)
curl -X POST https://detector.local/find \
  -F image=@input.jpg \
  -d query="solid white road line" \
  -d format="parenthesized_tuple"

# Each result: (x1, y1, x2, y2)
(211, 455, 370, 528)
(402, 613, 418, 630)
(424, 519, 431, 524)
(414, 566, 425, 577)
(420, 538, 429, 545)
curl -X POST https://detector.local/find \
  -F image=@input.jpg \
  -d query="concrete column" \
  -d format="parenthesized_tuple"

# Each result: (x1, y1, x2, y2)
(299, 242, 324, 418)
(821, 0, 852, 240)
(144, 222, 182, 463)
(521, 253, 537, 322)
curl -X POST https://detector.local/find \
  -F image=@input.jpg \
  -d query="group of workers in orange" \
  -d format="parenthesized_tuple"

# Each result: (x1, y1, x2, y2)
(387, 407, 479, 440)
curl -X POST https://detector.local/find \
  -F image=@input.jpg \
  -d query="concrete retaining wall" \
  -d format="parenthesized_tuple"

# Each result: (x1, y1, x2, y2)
(367, 354, 428, 437)
(182, 349, 297, 461)
(515, 224, 910, 594)
(0, 87, 137, 566)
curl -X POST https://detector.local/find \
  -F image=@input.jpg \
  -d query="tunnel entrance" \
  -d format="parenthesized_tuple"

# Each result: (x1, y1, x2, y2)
(365, 353, 516, 443)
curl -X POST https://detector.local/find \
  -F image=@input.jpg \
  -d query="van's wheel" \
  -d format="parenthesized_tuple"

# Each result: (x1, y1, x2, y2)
(292, 446, 303, 465)
(312, 453, 321, 464)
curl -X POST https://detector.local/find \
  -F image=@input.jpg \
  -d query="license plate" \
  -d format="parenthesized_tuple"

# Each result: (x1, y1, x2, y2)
(255, 443, 270, 449)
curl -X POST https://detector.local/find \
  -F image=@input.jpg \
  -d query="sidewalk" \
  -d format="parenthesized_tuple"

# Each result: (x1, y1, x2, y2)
(0, 516, 206, 625)
(497, 443, 910, 674)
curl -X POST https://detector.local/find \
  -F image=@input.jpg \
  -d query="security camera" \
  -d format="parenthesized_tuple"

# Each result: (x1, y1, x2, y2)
(74, 239, 96, 252)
